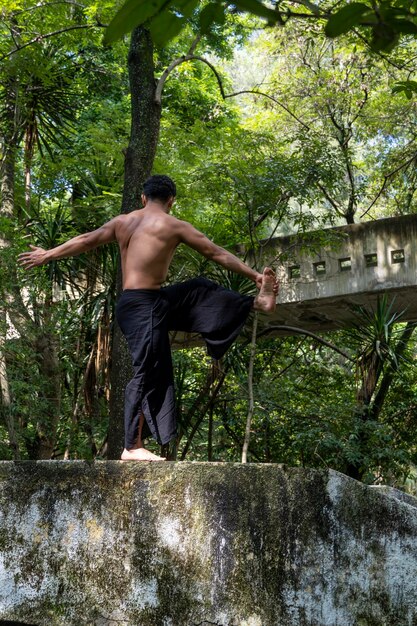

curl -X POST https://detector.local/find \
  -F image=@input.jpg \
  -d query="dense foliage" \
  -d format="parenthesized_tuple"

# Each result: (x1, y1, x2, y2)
(1, 0, 416, 490)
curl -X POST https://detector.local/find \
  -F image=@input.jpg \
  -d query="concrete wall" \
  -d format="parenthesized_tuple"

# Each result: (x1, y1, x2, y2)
(0, 461, 417, 626)
(259, 215, 417, 333)
(273, 216, 417, 302)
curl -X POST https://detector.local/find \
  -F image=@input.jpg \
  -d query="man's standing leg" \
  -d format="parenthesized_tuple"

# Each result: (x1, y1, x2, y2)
(116, 290, 171, 462)
(121, 413, 166, 461)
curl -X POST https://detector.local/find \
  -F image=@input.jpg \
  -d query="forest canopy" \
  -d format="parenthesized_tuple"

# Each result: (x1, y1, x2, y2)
(0, 0, 416, 490)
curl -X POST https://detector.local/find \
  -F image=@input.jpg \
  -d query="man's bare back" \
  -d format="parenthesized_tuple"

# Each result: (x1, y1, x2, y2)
(117, 209, 177, 289)
(117, 203, 186, 290)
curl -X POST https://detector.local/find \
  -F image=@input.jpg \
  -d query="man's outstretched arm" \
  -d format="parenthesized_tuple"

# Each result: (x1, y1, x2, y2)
(180, 221, 265, 287)
(18, 218, 119, 269)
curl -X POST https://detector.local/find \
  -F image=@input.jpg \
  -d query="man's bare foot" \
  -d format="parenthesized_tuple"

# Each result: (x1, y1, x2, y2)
(121, 447, 166, 462)
(254, 267, 277, 314)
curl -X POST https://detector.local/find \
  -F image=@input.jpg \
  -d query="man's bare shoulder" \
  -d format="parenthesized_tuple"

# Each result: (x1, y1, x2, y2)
(172, 216, 198, 233)
(115, 211, 141, 223)
(116, 209, 179, 223)
(113, 210, 193, 239)
(112, 211, 143, 230)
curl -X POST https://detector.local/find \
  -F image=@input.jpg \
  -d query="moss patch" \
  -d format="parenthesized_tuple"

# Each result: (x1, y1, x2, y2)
(0, 462, 416, 626)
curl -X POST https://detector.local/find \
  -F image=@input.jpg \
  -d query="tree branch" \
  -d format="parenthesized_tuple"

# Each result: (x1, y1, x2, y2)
(351, 28, 406, 71)
(242, 311, 258, 463)
(361, 152, 417, 218)
(155, 54, 225, 104)
(349, 78, 369, 128)
(188, 33, 202, 55)
(225, 90, 311, 130)
(316, 182, 345, 217)
(0, 23, 107, 61)
(288, 0, 323, 16)
(13, 1, 87, 15)
(155, 56, 311, 131)
(285, 10, 331, 19)
(220, 416, 262, 462)
(341, 147, 357, 223)
(180, 363, 226, 460)
(257, 325, 354, 362)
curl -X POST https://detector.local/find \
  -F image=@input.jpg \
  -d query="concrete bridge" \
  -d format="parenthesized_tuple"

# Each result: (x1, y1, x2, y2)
(259, 214, 417, 335)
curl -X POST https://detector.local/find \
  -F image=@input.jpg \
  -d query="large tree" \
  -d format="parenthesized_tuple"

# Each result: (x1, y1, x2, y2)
(106, 12, 254, 456)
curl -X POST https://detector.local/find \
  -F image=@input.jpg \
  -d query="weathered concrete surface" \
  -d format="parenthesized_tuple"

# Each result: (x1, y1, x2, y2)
(0, 462, 416, 626)
(259, 214, 417, 333)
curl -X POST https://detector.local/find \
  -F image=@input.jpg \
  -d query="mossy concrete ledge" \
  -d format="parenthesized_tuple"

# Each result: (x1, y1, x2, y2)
(0, 462, 416, 626)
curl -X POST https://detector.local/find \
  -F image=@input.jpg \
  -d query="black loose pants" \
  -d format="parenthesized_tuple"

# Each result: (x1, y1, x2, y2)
(115, 277, 253, 448)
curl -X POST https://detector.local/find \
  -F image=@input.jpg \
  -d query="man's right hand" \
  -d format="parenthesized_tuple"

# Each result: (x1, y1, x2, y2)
(18, 245, 50, 269)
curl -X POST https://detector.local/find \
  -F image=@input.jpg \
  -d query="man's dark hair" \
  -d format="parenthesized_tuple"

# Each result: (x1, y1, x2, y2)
(143, 175, 176, 202)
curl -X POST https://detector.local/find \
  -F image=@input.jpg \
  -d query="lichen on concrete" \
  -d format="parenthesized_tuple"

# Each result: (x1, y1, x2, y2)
(0, 461, 416, 626)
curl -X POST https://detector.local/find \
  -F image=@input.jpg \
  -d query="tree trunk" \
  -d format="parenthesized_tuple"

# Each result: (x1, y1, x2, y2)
(0, 72, 20, 459)
(107, 26, 162, 459)
(0, 324, 20, 459)
(370, 322, 416, 422)
(346, 323, 415, 481)
(121, 27, 161, 214)
(32, 337, 61, 459)
(242, 311, 259, 463)
(346, 352, 383, 480)
(207, 403, 213, 461)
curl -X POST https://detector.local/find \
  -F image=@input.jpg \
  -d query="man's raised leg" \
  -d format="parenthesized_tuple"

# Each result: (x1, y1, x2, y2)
(253, 267, 278, 314)
(121, 414, 166, 461)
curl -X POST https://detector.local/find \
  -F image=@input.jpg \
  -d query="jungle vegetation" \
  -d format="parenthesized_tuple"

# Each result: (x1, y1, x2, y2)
(1, 0, 416, 489)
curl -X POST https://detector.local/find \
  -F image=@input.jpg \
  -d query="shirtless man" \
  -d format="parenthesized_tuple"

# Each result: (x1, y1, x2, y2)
(18, 175, 278, 461)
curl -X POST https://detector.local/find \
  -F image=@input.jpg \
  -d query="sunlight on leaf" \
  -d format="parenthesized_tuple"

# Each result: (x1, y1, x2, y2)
(199, 2, 226, 34)
(104, 0, 172, 44)
(325, 3, 370, 37)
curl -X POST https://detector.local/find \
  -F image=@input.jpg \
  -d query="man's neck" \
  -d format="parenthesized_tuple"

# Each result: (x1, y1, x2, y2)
(143, 200, 171, 214)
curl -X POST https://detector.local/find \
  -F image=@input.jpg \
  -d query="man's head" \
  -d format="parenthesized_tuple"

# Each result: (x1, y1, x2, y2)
(142, 175, 176, 208)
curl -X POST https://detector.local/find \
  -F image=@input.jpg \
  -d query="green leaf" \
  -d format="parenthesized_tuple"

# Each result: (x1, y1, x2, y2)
(174, 0, 200, 18)
(392, 80, 417, 98)
(325, 3, 370, 37)
(389, 18, 417, 35)
(159, 0, 200, 44)
(104, 0, 172, 44)
(199, 2, 226, 33)
(232, 0, 280, 23)
(379, 6, 409, 18)
(370, 22, 399, 51)
(149, 11, 185, 47)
